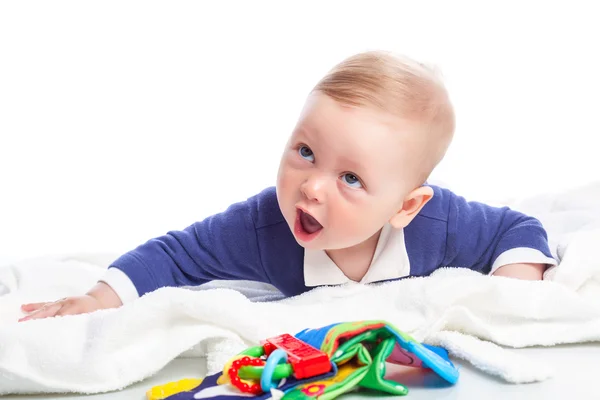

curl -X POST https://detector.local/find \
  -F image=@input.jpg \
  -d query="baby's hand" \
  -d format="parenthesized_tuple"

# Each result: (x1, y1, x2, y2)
(19, 295, 103, 322)
(19, 282, 123, 322)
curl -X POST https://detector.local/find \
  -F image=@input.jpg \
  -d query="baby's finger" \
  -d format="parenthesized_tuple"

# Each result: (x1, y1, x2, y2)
(55, 301, 88, 317)
(21, 302, 50, 312)
(18, 302, 63, 322)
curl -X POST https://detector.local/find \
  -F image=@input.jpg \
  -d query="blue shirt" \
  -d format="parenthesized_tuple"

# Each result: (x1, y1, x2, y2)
(102, 185, 556, 301)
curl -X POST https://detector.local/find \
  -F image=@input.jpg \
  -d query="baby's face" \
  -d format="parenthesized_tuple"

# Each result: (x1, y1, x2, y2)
(276, 93, 423, 250)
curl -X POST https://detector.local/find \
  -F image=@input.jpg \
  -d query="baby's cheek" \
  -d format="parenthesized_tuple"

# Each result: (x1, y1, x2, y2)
(332, 206, 371, 236)
(276, 166, 295, 193)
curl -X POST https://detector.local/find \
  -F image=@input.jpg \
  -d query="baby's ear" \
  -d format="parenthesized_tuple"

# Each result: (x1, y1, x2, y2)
(389, 186, 434, 229)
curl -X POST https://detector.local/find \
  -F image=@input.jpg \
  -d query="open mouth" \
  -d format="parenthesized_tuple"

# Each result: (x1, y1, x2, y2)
(294, 208, 323, 242)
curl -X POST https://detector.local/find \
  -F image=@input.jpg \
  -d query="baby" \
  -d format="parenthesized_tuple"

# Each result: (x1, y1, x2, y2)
(20, 51, 557, 321)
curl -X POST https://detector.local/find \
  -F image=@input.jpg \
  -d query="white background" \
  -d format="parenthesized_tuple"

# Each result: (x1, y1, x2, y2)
(1, 1, 598, 261)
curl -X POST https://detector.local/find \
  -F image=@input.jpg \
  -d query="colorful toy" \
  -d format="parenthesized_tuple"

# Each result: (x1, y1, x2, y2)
(148, 320, 459, 400)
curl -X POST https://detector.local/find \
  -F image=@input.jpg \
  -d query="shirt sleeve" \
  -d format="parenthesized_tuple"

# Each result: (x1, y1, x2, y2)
(99, 197, 269, 302)
(443, 190, 557, 275)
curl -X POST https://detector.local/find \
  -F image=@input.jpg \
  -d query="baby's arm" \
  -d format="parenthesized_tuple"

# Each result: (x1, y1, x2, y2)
(20, 195, 269, 321)
(491, 262, 546, 280)
(101, 199, 268, 302)
(442, 190, 556, 280)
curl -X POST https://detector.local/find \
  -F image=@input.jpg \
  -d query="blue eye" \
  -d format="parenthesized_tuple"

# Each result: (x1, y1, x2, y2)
(342, 173, 363, 188)
(298, 145, 315, 162)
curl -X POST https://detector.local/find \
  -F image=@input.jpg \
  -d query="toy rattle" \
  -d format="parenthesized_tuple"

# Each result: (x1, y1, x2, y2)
(148, 320, 459, 400)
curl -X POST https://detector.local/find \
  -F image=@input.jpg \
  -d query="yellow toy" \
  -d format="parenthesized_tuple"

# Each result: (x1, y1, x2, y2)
(146, 378, 203, 400)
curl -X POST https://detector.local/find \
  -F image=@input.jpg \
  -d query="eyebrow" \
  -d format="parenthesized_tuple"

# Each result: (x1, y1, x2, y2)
(294, 125, 316, 141)
(338, 155, 368, 176)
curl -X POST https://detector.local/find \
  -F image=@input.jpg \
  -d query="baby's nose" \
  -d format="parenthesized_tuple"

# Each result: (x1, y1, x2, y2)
(301, 176, 328, 203)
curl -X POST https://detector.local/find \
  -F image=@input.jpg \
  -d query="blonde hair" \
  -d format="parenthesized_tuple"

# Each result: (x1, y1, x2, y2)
(312, 50, 455, 183)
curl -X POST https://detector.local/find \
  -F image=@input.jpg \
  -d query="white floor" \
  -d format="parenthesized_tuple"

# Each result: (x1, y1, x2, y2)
(5, 342, 599, 400)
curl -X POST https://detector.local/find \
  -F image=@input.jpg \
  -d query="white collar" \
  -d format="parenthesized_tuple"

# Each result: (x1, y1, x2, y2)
(303, 224, 411, 287)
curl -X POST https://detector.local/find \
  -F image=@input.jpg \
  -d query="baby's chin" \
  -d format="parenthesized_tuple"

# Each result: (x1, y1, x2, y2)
(294, 236, 359, 252)
(295, 241, 323, 250)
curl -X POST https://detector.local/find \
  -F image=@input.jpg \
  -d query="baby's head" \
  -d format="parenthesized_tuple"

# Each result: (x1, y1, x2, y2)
(276, 51, 455, 250)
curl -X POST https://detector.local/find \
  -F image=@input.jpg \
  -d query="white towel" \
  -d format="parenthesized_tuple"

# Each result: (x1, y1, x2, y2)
(1, 182, 599, 395)
(0, 228, 599, 394)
